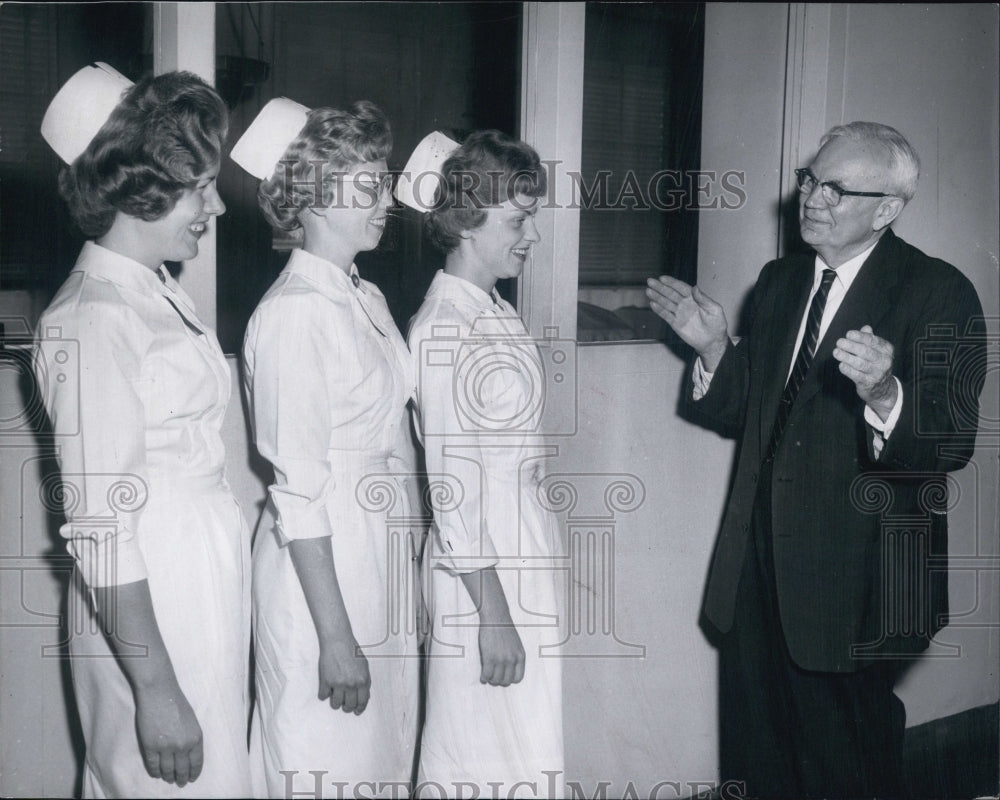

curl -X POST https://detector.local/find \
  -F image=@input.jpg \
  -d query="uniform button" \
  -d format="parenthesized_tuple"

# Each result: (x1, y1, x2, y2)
(351, 273, 360, 288)
(751, 472, 758, 484)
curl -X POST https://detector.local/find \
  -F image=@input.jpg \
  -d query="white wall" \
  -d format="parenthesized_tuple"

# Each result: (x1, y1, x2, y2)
(556, 6, 792, 795)
(0, 360, 80, 797)
(824, 2, 1000, 726)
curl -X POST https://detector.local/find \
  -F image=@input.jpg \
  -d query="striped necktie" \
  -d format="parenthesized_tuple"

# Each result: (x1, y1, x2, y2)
(766, 268, 836, 459)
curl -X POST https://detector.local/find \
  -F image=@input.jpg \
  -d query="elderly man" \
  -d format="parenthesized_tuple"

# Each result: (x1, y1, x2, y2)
(648, 122, 985, 798)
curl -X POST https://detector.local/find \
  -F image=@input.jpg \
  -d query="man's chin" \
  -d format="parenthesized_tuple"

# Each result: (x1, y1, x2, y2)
(799, 223, 826, 245)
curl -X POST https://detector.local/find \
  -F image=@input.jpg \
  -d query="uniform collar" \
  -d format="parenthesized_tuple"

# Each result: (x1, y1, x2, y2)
(74, 241, 166, 295)
(285, 247, 363, 293)
(425, 269, 503, 310)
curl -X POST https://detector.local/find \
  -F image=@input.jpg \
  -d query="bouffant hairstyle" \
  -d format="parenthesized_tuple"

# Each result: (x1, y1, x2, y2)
(58, 71, 228, 238)
(426, 130, 546, 254)
(257, 101, 392, 232)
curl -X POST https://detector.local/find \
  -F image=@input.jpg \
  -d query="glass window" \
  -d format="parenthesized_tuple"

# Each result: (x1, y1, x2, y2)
(0, 3, 150, 340)
(575, 3, 704, 343)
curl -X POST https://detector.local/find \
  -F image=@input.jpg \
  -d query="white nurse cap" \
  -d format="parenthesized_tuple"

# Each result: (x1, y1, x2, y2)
(394, 130, 460, 212)
(230, 97, 311, 180)
(41, 62, 134, 164)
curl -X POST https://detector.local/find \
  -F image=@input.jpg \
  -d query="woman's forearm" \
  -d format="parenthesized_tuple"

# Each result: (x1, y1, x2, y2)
(288, 536, 355, 645)
(93, 580, 181, 690)
(460, 566, 514, 624)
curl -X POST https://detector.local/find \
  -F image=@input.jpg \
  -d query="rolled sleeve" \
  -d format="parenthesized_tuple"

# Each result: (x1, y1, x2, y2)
(432, 522, 500, 573)
(410, 318, 500, 575)
(245, 292, 336, 545)
(35, 297, 152, 588)
(64, 531, 148, 588)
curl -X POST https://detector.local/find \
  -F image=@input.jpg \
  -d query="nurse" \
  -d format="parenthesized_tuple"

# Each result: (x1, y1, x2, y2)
(232, 99, 419, 797)
(402, 130, 565, 799)
(34, 65, 251, 797)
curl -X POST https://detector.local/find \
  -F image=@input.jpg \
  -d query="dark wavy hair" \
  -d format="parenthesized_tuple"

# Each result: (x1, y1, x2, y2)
(257, 101, 392, 232)
(426, 130, 546, 254)
(58, 71, 228, 238)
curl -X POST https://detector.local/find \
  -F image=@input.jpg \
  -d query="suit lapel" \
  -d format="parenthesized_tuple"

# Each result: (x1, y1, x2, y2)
(757, 254, 814, 454)
(791, 230, 903, 412)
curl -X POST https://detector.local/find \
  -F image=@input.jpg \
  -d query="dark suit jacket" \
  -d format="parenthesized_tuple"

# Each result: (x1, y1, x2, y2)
(694, 229, 985, 672)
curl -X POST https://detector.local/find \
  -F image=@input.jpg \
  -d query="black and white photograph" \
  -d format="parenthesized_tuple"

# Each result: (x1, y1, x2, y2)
(1, 3, 997, 799)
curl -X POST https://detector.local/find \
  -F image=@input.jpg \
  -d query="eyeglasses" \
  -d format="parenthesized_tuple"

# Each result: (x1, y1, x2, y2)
(351, 172, 394, 196)
(794, 168, 892, 207)
(321, 171, 394, 196)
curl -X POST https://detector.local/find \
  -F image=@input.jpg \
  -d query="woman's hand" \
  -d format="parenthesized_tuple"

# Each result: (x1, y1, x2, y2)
(478, 614, 526, 687)
(133, 683, 204, 786)
(460, 566, 526, 687)
(92, 581, 203, 786)
(318, 637, 371, 714)
(287, 537, 371, 714)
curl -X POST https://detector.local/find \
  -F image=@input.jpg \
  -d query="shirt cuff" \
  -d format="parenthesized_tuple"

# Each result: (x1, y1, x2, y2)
(864, 377, 904, 436)
(692, 357, 714, 401)
(865, 377, 903, 460)
(64, 524, 149, 588)
(270, 484, 335, 545)
(431, 523, 500, 574)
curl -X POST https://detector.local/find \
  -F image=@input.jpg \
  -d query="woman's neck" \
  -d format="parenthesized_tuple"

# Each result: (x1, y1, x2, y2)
(300, 224, 355, 274)
(444, 251, 497, 295)
(97, 221, 160, 271)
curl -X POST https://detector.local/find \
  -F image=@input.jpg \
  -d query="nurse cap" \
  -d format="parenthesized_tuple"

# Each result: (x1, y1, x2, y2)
(230, 97, 311, 180)
(394, 130, 460, 212)
(41, 63, 134, 164)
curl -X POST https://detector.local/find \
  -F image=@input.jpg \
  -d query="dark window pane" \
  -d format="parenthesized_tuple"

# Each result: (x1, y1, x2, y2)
(0, 4, 149, 332)
(576, 3, 703, 342)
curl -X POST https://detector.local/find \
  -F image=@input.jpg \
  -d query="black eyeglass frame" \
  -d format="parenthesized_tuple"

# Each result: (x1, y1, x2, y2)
(794, 167, 893, 206)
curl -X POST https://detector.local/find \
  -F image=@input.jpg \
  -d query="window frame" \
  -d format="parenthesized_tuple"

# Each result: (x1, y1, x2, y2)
(518, 2, 584, 342)
(153, 3, 219, 329)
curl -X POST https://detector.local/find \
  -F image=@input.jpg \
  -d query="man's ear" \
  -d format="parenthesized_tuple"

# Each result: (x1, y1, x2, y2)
(872, 196, 905, 231)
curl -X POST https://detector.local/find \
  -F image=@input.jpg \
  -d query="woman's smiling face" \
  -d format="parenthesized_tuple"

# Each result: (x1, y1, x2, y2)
(458, 193, 541, 292)
(144, 164, 226, 265)
(309, 159, 391, 265)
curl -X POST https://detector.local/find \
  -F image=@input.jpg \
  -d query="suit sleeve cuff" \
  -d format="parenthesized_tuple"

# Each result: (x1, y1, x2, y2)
(864, 377, 904, 438)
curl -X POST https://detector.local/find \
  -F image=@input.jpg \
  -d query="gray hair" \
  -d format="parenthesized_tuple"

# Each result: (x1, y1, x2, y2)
(820, 121, 920, 203)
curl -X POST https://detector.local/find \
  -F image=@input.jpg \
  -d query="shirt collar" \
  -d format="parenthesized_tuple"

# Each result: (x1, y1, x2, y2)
(73, 241, 165, 295)
(425, 269, 501, 311)
(813, 239, 878, 292)
(285, 248, 363, 292)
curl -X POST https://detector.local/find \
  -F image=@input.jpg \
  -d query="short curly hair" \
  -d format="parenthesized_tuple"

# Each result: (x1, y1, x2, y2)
(257, 101, 392, 232)
(59, 71, 228, 238)
(426, 130, 547, 254)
